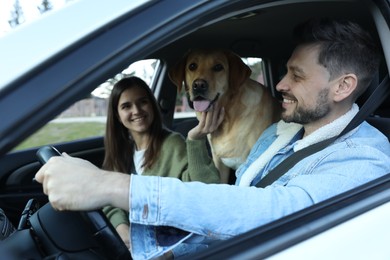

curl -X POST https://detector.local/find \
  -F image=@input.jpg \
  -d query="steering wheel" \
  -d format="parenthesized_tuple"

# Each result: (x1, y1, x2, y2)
(32, 146, 131, 259)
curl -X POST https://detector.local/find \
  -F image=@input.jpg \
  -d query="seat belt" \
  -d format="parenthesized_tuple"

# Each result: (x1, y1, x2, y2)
(256, 74, 390, 188)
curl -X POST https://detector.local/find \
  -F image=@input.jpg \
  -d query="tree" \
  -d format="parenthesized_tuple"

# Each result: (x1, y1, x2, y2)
(38, 0, 53, 14)
(8, 0, 24, 28)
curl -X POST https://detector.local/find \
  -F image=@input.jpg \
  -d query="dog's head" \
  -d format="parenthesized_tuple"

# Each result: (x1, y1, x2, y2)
(169, 49, 252, 112)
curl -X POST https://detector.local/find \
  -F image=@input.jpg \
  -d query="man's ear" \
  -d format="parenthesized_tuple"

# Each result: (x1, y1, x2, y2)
(333, 74, 357, 102)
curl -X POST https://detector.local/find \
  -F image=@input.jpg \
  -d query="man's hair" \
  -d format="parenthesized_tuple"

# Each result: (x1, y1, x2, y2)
(293, 18, 380, 100)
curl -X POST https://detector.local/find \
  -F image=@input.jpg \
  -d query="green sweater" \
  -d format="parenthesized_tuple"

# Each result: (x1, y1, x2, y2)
(103, 132, 220, 228)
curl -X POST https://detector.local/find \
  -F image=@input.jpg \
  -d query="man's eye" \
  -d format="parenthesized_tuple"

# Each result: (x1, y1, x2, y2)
(292, 74, 301, 81)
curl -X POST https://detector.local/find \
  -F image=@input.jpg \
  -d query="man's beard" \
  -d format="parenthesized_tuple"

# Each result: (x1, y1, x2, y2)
(282, 88, 330, 125)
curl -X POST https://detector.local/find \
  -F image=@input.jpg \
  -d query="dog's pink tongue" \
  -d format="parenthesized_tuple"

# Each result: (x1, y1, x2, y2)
(194, 100, 211, 112)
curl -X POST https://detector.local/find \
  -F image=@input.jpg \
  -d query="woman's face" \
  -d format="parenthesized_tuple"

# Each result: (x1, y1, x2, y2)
(117, 86, 154, 136)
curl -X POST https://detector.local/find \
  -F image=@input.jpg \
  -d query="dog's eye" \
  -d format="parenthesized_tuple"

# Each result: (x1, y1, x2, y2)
(188, 63, 197, 71)
(213, 64, 224, 72)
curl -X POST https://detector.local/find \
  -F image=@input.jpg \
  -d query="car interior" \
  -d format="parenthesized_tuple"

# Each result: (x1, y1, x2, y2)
(0, 0, 389, 258)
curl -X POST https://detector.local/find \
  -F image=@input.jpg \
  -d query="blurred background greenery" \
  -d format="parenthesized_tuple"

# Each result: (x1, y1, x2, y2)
(14, 122, 105, 150)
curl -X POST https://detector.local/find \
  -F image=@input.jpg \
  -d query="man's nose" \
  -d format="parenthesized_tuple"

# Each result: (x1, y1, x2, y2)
(276, 76, 288, 92)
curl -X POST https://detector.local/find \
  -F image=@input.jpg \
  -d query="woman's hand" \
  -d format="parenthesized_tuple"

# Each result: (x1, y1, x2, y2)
(188, 102, 225, 140)
(116, 224, 130, 248)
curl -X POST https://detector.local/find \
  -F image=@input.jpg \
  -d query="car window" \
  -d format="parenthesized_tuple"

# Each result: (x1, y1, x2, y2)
(173, 57, 265, 119)
(13, 59, 160, 151)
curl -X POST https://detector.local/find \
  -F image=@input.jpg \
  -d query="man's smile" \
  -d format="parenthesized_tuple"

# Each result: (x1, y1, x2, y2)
(283, 98, 296, 104)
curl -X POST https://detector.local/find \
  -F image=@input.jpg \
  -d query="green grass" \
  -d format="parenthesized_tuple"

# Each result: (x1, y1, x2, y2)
(14, 122, 106, 151)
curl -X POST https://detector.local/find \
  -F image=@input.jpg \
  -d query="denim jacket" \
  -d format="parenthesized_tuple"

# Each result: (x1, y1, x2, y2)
(128, 105, 390, 259)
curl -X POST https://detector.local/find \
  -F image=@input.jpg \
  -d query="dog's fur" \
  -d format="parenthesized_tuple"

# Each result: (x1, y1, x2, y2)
(169, 49, 280, 183)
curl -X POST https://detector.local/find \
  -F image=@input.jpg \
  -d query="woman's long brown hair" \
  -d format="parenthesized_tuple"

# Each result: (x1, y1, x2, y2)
(102, 76, 167, 173)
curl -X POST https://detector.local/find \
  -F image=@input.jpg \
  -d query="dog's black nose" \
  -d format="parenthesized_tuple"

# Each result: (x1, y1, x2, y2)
(192, 79, 208, 94)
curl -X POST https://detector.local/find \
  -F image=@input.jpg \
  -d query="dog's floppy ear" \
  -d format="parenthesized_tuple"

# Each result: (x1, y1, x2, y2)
(168, 51, 190, 93)
(225, 50, 252, 89)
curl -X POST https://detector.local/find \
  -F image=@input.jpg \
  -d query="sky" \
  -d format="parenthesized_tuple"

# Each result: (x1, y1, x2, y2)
(0, 0, 72, 37)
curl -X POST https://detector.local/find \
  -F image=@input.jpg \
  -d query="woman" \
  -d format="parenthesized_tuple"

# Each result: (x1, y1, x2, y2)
(102, 76, 221, 247)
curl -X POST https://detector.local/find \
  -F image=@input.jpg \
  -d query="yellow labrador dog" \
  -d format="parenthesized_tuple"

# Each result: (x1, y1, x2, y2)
(169, 49, 280, 183)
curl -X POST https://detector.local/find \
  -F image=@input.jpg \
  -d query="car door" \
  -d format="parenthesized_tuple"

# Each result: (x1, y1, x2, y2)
(0, 0, 230, 227)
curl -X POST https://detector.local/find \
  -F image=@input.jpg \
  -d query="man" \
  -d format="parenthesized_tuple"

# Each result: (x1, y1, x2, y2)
(36, 18, 390, 259)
